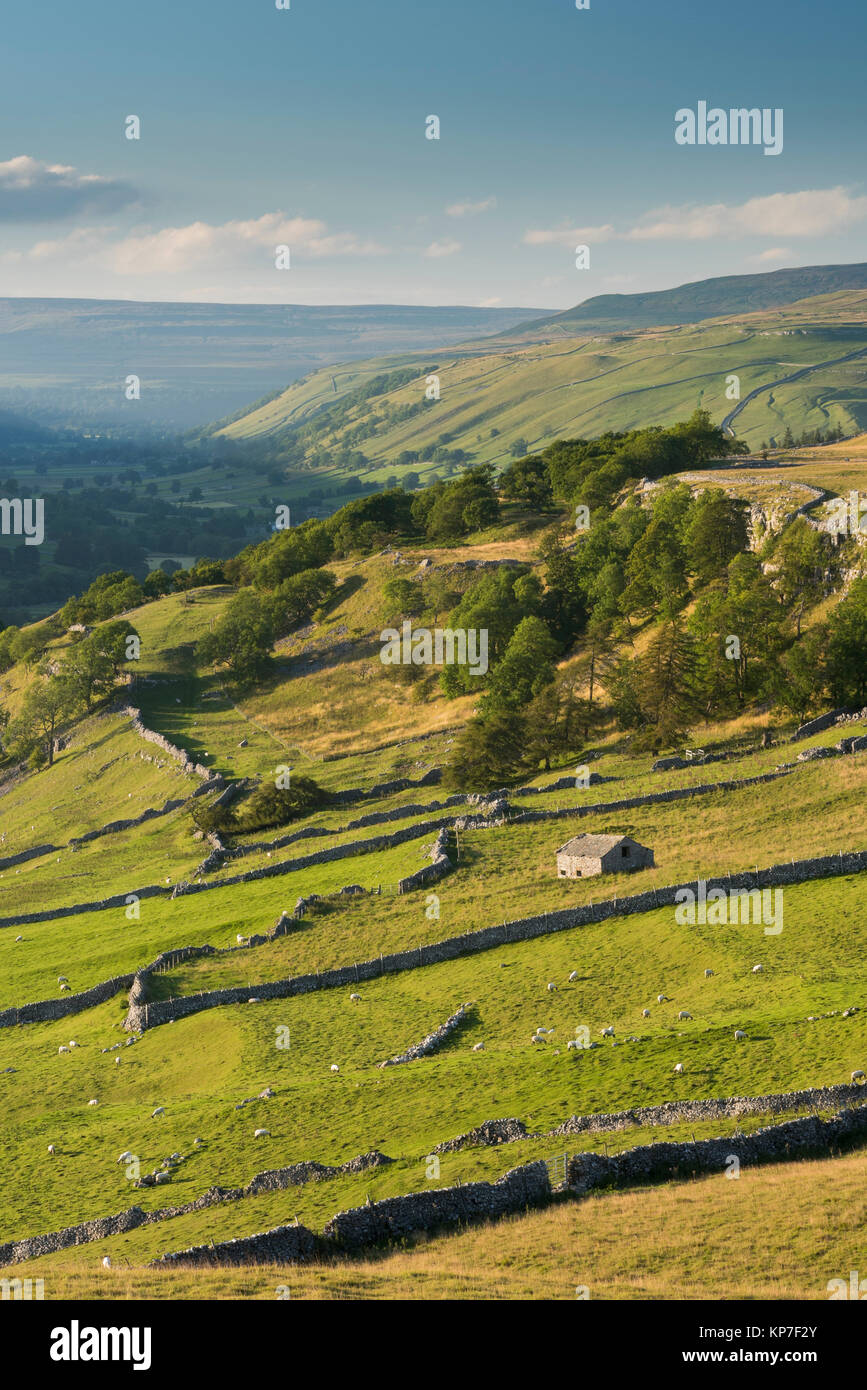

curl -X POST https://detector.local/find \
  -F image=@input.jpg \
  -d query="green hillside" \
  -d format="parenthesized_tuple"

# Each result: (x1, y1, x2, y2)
(211, 290, 867, 467)
(1, 442, 865, 1299)
(508, 261, 867, 338)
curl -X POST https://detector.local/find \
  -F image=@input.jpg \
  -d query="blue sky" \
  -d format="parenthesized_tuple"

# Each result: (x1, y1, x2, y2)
(1, 0, 865, 306)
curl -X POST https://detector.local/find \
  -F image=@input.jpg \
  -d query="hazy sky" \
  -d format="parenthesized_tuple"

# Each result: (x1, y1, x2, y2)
(1, 0, 865, 307)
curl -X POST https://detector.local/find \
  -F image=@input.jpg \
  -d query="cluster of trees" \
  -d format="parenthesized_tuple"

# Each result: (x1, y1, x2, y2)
(194, 773, 329, 835)
(0, 619, 140, 768)
(198, 568, 337, 686)
(763, 424, 846, 451)
(442, 472, 862, 787)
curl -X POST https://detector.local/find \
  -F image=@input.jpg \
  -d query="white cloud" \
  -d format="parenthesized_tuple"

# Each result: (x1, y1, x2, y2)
(748, 246, 793, 263)
(0, 155, 139, 221)
(446, 197, 497, 217)
(18, 212, 388, 272)
(524, 224, 616, 247)
(423, 238, 462, 258)
(525, 189, 867, 248)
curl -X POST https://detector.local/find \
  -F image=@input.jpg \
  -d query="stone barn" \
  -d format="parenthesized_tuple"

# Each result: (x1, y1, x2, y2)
(556, 833, 654, 879)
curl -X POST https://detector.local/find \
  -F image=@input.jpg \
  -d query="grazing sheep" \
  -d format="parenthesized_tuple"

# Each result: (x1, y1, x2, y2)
(641, 1008, 651, 1018)
(330, 1064, 339, 1073)
(704, 968, 714, 978)
(254, 1128, 270, 1138)
(657, 994, 667, 1004)
(115, 1057, 121, 1065)
(547, 982, 556, 993)
(472, 1042, 484, 1051)
(247, 997, 263, 1004)
(15, 935, 23, 942)
(677, 1011, 692, 1022)
(117, 1151, 133, 1164)
(349, 993, 361, 1002)
(57, 976, 68, 984)
(601, 1026, 615, 1037)
(752, 964, 764, 974)
(60, 984, 71, 992)
(734, 1030, 747, 1041)
(193, 1137, 203, 1146)
(236, 934, 246, 945)
(531, 1035, 544, 1045)
(58, 1045, 69, 1054)
(568, 971, 580, 983)
(151, 1106, 165, 1118)
(69, 1040, 79, 1049)
(566, 1040, 578, 1050)
(673, 1062, 684, 1074)
(102, 1257, 112, 1269)
(47, 1144, 56, 1155)
(88, 1099, 98, 1107)
(852, 1070, 866, 1084)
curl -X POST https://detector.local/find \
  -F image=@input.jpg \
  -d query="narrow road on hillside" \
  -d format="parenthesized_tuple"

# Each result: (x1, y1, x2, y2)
(721, 345, 867, 436)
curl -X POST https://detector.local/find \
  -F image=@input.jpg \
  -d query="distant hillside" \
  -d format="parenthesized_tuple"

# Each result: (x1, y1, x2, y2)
(508, 262, 867, 338)
(0, 298, 544, 430)
(212, 289, 867, 472)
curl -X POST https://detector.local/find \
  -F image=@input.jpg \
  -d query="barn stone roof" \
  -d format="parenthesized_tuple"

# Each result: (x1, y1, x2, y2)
(556, 833, 633, 857)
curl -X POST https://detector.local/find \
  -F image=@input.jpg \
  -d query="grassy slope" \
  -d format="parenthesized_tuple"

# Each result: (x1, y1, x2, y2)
(215, 292, 867, 463)
(0, 478, 865, 1297)
(5, 1149, 863, 1299)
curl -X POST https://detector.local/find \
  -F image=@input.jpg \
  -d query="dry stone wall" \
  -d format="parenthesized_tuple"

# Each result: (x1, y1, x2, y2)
(379, 1002, 471, 1067)
(123, 846, 867, 1034)
(0, 1150, 394, 1266)
(320, 1160, 550, 1252)
(4, 1098, 866, 1268)
(565, 1103, 867, 1194)
(0, 764, 800, 934)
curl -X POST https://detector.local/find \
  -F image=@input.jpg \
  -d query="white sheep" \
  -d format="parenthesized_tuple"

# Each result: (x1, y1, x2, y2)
(330, 1064, 339, 1073)
(115, 1057, 121, 1065)
(15, 935, 23, 942)
(641, 1008, 651, 1018)
(248, 997, 263, 1004)
(57, 976, 68, 984)
(88, 1099, 98, 1107)
(60, 984, 71, 992)
(236, 934, 246, 945)
(752, 964, 764, 974)
(673, 1062, 684, 1074)
(117, 1151, 133, 1164)
(601, 1026, 615, 1037)
(734, 1029, 747, 1041)
(568, 971, 580, 983)
(472, 1042, 484, 1051)
(704, 968, 714, 978)
(194, 1137, 203, 1146)
(254, 1128, 270, 1138)
(102, 1256, 112, 1269)
(47, 1144, 56, 1155)
(531, 1035, 544, 1044)
(547, 982, 556, 993)
(657, 994, 667, 1004)
(151, 1106, 165, 1118)
(566, 1040, 578, 1050)
(852, 1069, 866, 1084)
(350, 993, 361, 1002)
(677, 1011, 692, 1021)
(69, 1040, 79, 1048)
(58, 1045, 69, 1054)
